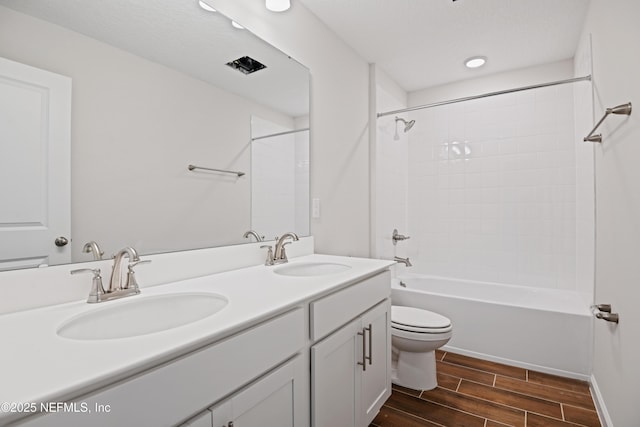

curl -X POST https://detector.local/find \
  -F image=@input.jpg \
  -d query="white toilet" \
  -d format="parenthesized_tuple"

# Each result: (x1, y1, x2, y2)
(391, 305, 453, 391)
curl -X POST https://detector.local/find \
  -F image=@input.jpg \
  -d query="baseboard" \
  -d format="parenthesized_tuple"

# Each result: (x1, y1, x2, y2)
(590, 374, 613, 427)
(441, 345, 591, 382)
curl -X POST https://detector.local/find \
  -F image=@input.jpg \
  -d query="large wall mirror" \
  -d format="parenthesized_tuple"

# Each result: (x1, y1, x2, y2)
(0, 0, 310, 270)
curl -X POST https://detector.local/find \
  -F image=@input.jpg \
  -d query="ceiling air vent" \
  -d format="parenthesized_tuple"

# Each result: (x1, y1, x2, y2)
(226, 56, 267, 75)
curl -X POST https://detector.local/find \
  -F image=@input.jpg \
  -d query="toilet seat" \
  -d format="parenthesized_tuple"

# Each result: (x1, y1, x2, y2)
(391, 306, 452, 334)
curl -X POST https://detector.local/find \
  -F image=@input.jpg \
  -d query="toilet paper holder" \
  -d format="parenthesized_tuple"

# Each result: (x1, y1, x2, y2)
(591, 304, 619, 323)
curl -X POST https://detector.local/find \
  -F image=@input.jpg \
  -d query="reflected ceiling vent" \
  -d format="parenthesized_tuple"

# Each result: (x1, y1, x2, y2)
(226, 56, 267, 75)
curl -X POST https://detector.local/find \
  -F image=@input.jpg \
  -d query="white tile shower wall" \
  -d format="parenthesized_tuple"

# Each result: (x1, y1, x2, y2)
(573, 34, 596, 301)
(407, 84, 578, 289)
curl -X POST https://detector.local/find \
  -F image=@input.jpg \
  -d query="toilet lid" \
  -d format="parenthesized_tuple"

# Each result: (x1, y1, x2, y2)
(391, 306, 451, 330)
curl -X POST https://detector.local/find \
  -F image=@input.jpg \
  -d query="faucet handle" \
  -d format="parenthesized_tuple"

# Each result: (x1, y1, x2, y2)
(260, 245, 275, 266)
(71, 268, 105, 303)
(124, 260, 151, 292)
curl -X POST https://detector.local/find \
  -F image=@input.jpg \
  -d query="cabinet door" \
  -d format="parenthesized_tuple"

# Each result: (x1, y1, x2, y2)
(359, 300, 391, 426)
(311, 318, 362, 427)
(211, 357, 303, 427)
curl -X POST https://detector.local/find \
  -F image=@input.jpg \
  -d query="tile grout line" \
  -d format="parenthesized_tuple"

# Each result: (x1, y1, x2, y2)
(560, 403, 565, 421)
(493, 374, 497, 387)
(418, 393, 501, 424)
(381, 403, 447, 427)
(524, 411, 527, 427)
(456, 378, 462, 392)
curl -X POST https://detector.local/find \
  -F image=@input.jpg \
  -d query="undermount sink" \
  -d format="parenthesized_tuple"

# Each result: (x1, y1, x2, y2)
(273, 261, 351, 277)
(57, 293, 228, 340)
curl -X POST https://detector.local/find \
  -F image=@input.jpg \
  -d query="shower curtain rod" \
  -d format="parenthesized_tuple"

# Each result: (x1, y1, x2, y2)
(251, 127, 310, 141)
(377, 75, 592, 118)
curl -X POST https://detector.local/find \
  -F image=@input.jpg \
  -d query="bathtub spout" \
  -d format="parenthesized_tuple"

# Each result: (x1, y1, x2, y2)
(394, 256, 412, 267)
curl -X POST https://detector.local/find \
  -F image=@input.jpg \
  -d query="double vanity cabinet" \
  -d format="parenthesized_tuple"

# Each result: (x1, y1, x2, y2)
(2, 255, 393, 427)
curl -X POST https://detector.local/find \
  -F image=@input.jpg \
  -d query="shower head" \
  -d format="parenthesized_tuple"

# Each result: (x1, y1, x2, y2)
(395, 116, 416, 136)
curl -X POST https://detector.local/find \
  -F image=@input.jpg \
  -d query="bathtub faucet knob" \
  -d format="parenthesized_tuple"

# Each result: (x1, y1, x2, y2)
(392, 229, 411, 245)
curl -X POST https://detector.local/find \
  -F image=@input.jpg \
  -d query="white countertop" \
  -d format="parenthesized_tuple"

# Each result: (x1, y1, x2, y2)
(0, 254, 393, 425)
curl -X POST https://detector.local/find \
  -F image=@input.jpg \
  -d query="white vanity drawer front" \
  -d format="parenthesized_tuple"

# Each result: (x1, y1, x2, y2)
(19, 308, 304, 427)
(310, 270, 390, 341)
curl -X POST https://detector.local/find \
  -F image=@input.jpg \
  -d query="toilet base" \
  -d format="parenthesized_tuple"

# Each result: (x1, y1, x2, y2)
(392, 349, 437, 391)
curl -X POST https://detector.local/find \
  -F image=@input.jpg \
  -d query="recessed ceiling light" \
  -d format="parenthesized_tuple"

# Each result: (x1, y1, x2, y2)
(231, 21, 245, 29)
(198, 0, 216, 12)
(465, 56, 487, 69)
(266, 0, 291, 12)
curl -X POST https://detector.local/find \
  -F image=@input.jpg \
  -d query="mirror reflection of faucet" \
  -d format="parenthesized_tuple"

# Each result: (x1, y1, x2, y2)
(243, 230, 264, 242)
(82, 241, 104, 260)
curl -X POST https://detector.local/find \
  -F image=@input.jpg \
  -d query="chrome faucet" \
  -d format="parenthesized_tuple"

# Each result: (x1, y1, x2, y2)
(394, 256, 412, 267)
(273, 232, 299, 264)
(82, 241, 104, 260)
(71, 246, 151, 303)
(243, 230, 264, 242)
(109, 247, 140, 292)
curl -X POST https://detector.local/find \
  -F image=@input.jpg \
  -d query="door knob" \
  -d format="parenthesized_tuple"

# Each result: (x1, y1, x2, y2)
(54, 236, 69, 247)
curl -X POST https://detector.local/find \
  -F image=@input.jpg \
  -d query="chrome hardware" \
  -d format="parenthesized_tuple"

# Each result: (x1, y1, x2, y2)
(188, 164, 245, 177)
(392, 229, 410, 245)
(273, 232, 299, 264)
(109, 247, 140, 292)
(591, 303, 619, 324)
(357, 329, 366, 371)
(596, 312, 619, 323)
(228, 422, 234, 427)
(394, 256, 412, 267)
(584, 102, 632, 143)
(54, 236, 69, 247)
(399, 281, 407, 288)
(71, 268, 105, 304)
(72, 248, 149, 303)
(243, 230, 264, 242)
(593, 304, 612, 313)
(365, 324, 373, 366)
(126, 260, 151, 293)
(261, 245, 275, 266)
(82, 241, 104, 260)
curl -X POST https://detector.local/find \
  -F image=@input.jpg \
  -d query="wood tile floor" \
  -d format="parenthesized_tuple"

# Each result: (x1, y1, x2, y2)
(370, 350, 601, 427)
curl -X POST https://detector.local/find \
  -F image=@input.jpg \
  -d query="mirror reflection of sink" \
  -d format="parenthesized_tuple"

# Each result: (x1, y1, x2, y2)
(273, 262, 351, 277)
(57, 293, 228, 340)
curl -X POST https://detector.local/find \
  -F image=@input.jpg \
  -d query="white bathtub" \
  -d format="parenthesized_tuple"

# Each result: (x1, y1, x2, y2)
(391, 274, 593, 379)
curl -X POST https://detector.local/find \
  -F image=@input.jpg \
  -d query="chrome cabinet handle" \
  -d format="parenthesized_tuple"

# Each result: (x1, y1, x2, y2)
(365, 323, 373, 366)
(357, 329, 366, 371)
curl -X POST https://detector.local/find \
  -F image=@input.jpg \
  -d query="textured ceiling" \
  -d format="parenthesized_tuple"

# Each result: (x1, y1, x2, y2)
(299, 0, 590, 92)
(0, 0, 309, 117)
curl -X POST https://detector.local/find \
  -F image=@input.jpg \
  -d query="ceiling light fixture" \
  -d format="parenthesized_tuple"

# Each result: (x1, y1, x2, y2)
(198, 0, 216, 12)
(231, 21, 245, 29)
(465, 56, 486, 69)
(464, 56, 487, 68)
(266, 0, 291, 12)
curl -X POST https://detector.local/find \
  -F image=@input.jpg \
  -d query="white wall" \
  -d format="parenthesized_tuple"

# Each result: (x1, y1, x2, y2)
(372, 65, 409, 267)
(209, 0, 371, 257)
(250, 117, 309, 240)
(0, 5, 296, 260)
(404, 60, 590, 290)
(580, 1, 640, 425)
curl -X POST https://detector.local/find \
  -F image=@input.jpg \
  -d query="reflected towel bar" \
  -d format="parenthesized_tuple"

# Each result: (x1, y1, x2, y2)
(583, 102, 632, 143)
(188, 164, 245, 177)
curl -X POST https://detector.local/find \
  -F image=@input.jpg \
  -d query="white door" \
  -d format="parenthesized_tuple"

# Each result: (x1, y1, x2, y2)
(0, 56, 71, 270)
(311, 318, 361, 427)
(359, 300, 392, 426)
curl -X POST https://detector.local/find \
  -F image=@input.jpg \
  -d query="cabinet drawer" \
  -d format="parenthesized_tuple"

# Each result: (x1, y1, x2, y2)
(20, 308, 305, 427)
(310, 271, 390, 341)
